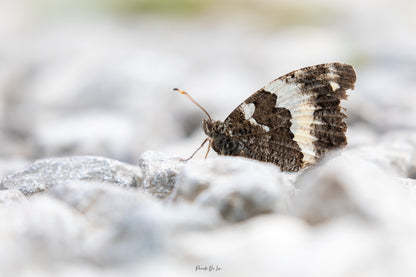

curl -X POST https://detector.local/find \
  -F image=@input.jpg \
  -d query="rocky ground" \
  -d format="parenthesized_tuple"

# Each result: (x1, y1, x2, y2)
(1, 147, 416, 277)
(1, 0, 416, 276)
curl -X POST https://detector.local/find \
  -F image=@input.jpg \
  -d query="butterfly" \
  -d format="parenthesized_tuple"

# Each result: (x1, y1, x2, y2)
(174, 63, 356, 171)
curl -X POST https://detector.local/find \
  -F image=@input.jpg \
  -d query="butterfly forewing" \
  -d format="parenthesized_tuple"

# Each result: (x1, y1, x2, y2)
(223, 63, 356, 171)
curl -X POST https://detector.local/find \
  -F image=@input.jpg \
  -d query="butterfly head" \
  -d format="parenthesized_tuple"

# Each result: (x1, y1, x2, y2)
(202, 119, 225, 137)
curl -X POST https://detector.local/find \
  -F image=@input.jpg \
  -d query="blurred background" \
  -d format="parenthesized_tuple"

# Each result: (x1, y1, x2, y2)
(0, 0, 415, 176)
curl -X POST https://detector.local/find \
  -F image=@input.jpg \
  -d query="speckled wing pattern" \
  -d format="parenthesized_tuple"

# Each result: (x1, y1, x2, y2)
(223, 63, 356, 171)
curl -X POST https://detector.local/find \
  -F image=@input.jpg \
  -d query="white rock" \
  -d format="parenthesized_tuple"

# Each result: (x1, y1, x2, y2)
(0, 156, 142, 195)
(48, 181, 175, 264)
(50, 181, 220, 264)
(348, 131, 416, 177)
(0, 188, 26, 206)
(398, 177, 416, 209)
(173, 156, 296, 222)
(83, 207, 167, 265)
(292, 152, 416, 227)
(170, 214, 416, 277)
(50, 181, 160, 226)
(0, 196, 90, 275)
(399, 177, 416, 189)
(0, 182, 170, 270)
(162, 202, 224, 231)
(138, 151, 184, 199)
(171, 215, 312, 276)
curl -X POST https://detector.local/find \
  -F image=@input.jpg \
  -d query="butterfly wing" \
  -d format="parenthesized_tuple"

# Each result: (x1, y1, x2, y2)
(223, 63, 356, 171)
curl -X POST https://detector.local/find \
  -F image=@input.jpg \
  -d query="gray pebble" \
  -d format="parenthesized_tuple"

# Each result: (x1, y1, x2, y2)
(138, 151, 184, 199)
(0, 156, 142, 196)
(174, 156, 296, 222)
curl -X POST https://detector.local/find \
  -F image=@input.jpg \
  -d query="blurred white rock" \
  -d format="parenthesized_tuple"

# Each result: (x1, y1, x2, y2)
(169, 215, 312, 277)
(0, 196, 91, 276)
(174, 156, 296, 222)
(348, 131, 416, 178)
(0, 188, 26, 206)
(80, 201, 167, 265)
(293, 152, 416, 227)
(50, 180, 221, 232)
(48, 181, 222, 265)
(50, 181, 159, 226)
(169, 213, 416, 277)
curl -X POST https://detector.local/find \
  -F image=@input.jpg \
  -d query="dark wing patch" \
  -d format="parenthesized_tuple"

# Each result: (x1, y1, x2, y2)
(224, 90, 305, 171)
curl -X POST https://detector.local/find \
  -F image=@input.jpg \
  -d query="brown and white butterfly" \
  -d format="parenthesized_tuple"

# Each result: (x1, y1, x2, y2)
(174, 62, 356, 171)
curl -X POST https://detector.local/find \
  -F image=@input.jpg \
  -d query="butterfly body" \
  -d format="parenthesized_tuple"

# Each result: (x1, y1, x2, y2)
(203, 119, 244, 156)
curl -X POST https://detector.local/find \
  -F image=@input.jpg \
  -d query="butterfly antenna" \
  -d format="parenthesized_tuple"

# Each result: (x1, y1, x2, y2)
(173, 88, 212, 121)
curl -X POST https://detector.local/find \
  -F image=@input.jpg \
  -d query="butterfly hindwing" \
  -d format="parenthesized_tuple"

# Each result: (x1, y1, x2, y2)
(222, 63, 356, 171)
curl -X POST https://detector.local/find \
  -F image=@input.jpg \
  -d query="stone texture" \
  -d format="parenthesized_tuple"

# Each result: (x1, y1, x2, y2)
(82, 206, 167, 265)
(174, 156, 296, 222)
(0, 188, 26, 206)
(0, 183, 167, 271)
(49, 181, 170, 265)
(398, 177, 416, 206)
(0, 152, 416, 277)
(0, 156, 142, 195)
(348, 131, 416, 178)
(292, 152, 415, 226)
(138, 151, 185, 199)
(170, 214, 416, 277)
(50, 181, 160, 226)
(49, 181, 220, 264)
(0, 196, 91, 275)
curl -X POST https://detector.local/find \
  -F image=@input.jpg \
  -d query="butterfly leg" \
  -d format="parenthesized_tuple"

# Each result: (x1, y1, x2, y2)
(180, 138, 209, 162)
(204, 139, 213, 159)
